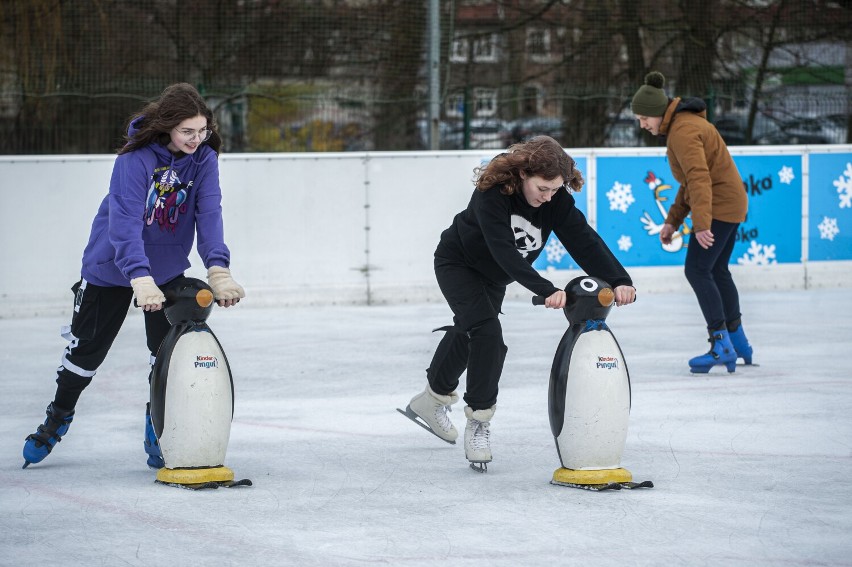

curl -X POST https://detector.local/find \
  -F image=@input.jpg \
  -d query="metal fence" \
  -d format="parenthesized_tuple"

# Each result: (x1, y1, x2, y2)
(1, 0, 849, 154)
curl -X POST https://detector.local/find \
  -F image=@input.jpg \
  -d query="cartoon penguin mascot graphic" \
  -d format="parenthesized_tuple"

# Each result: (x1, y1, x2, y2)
(149, 277, 251, 490)
(536, 276, 652, 491)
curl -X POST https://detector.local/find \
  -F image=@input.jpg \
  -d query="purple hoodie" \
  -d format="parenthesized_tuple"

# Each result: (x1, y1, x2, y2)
(80, 118, 230, 287)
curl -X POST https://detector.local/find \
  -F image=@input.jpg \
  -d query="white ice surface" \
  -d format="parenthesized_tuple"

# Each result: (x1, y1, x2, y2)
(2, 288, 851, 567)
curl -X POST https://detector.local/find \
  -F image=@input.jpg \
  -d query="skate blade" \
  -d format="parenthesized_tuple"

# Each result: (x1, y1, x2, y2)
(551, 481, 622, 491)
(396, 406, 456, 445)
(156, 478, 253, 491)
(621, 480, 654, 489)
(469, 462, 488, 473)
(689, 366, 736, 374)
(22, 461, 31, 469)
(551, 480, 654, 491)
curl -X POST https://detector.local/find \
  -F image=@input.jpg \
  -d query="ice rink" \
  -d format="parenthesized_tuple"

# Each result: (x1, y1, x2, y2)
(2, 286, 851, 567)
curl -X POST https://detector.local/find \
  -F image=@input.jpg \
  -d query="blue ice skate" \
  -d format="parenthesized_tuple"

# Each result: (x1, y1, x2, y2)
(23, 403, 75, 468)
(727, 319, 753, 365)
(689, 329, 737, 374)
(145, 402, 164, 469)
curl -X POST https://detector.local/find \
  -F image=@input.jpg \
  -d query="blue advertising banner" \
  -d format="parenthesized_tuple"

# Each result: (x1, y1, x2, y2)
(533, 156, 588, 271)
(729, 154, 802, 265)
(595, 155, 680, 267)
(809, 154, 852, 261)
(585, 154, 803, 268)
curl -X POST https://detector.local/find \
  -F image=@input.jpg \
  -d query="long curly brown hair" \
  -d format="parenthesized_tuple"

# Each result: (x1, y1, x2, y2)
(118, 83, 221, 155)
(474, 135, 583, 194)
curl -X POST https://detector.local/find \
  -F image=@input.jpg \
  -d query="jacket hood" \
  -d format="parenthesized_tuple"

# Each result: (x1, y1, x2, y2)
(128, 115, 145, 138)
(127, 116, 172, 162)
(675, 97, 708, 119)
(659, 97, 708, 137)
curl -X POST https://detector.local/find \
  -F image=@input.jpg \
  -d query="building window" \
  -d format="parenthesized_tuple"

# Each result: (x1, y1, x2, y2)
(446, 92, 465, 118)
(474, 88, 497, 116)
(527, 28, 551, 61)
(472, 34, 497, 62)
(445, 88, 498, 118)
(451, 32, 498, 63)
(522, 86, 541, 115)
(451, 36, 469, 63)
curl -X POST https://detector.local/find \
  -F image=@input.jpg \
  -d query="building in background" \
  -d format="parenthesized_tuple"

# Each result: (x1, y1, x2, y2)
(0, 0, 848, 154)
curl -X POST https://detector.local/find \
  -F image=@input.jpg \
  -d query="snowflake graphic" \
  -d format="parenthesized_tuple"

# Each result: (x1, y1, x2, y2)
(544, 238, 568, 263)
(834, 162, 852, 209)
(778, 165, 795, 185)
(617, 234, 632, 252)
(817, 216, 840, 241)
(606, 181, 635, 213)
(736, 240, 777, 265)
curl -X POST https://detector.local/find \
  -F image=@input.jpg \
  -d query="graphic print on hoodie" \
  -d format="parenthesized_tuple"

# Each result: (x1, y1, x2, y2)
(511, 214, 542, 257)
(145, 166, 191, 231)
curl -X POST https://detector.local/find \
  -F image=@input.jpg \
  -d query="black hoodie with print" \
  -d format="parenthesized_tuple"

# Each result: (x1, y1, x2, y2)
(435, 185, 633, 298)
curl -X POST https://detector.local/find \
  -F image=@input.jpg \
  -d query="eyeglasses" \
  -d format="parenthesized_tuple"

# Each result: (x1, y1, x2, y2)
(174, 127, 212, 142)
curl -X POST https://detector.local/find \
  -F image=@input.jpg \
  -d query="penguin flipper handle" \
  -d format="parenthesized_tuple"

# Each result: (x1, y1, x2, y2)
(133, 297, 175, 308)
(532, 295, 545, 306)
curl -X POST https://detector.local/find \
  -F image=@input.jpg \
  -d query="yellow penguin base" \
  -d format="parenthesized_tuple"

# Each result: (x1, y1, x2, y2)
(552, 467, 632, 486)
(157, 465, 234, 485)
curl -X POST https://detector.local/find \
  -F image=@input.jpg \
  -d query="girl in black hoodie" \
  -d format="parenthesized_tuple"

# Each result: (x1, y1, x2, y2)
(402, 135, 635, 470)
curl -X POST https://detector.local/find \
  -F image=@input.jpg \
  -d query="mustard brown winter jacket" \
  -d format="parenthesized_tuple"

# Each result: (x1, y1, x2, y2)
(659, 97, 748, 232)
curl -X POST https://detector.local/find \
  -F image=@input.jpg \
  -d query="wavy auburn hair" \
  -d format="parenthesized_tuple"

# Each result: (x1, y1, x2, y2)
(474, 135, 583, 194)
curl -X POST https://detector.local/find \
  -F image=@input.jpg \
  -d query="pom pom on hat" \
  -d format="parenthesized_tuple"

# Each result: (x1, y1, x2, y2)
(644, 71, 665, 89)
(631, 71, 669, 117)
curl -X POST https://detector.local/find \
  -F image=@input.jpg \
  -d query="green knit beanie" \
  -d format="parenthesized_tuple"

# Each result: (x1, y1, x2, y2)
(631, 71, 669, 117)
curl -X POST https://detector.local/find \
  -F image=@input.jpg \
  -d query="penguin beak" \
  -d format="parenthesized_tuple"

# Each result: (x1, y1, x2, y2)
(196, 289, 214, 308)
(598, 288, 614, 307)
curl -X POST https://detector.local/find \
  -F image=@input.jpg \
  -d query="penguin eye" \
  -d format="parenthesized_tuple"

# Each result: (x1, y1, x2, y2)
(580, 278, 598, 292)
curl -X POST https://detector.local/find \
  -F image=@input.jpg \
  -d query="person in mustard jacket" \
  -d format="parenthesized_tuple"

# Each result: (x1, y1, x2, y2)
(631, 71, 753, 374)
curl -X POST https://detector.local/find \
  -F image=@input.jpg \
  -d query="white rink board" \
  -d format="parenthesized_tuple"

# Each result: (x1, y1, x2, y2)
(2, 147, 851, 318)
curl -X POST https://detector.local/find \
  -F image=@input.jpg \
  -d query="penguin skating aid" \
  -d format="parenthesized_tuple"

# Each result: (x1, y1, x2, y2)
(149, 277, 251, 490)
(534, 276, 652, 491)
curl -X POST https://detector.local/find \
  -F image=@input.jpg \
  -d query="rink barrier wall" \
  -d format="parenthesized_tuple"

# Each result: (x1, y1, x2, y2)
(2, 145, 851, 318)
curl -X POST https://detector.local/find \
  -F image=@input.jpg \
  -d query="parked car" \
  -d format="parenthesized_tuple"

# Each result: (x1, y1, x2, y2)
(504, 116, 564, 145)
(714, 113, 783, 145)
(469, 118, 509, 149)
(767, 116, 845, 145)
(442, 118, 510, 150)
(754, 117, 832, 145)
(715, 112, 843, 146)
(417, 119, 456, 149)
(604, 117, 640, 147)
(714, 116, 751, 145)
(821, 114, 849, 144)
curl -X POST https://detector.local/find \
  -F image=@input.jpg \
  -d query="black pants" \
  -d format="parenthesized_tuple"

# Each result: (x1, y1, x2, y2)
(684, 219, 742, 332)
(52, 278, 171, 410)
(427, 257, 508, 410)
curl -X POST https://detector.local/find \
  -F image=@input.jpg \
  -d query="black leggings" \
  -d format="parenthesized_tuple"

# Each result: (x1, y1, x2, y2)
(52, 279, 172, 410)
(426, 257, 508, 410)
(684, 219, 742, 332)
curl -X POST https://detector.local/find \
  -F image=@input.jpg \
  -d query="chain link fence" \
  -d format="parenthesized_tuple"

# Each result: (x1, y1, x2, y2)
(1, 0, 849, 154)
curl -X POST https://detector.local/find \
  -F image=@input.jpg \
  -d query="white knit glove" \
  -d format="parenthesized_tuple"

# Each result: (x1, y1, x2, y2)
(130, 276, 165, 310)
(207, 266, 246, 302)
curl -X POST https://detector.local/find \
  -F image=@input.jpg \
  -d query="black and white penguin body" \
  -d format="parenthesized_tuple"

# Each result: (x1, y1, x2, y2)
(149, 277, 242, 487)
(547, 276, 631, 472)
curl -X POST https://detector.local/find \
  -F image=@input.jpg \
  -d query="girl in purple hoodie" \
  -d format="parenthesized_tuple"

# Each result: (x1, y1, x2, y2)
(22, 83, 245, 469)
